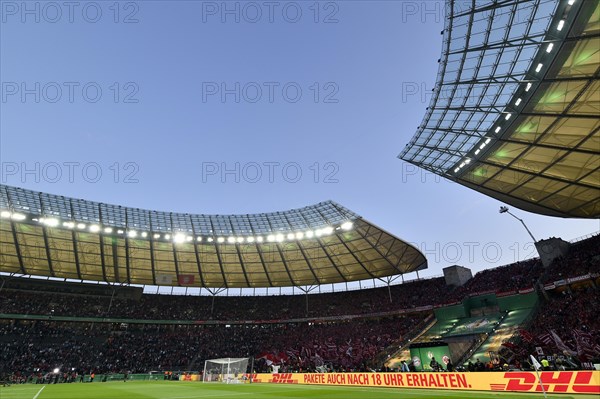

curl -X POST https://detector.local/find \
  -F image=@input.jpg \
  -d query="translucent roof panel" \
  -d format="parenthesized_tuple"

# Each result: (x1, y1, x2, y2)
(400, 0, 599, 218)
(0, 185, 358, 235)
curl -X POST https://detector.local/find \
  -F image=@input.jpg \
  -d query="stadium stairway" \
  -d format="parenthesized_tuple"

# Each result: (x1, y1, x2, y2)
(461, 307, 534, 366)
(383, 314, 436, 369)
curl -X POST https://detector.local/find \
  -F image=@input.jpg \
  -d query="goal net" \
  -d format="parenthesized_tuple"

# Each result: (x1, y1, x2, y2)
(202, 358, 250, 383)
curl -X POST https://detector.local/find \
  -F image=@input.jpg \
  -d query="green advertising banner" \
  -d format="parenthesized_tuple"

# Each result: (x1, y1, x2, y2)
(409, 343, 451, 371)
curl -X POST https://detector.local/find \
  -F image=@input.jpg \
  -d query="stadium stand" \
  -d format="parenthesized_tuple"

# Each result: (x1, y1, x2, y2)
(1, 233, 599, 382)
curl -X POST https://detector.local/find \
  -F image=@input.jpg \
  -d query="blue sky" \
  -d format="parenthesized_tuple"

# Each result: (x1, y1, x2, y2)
(1, 1, 598, 280)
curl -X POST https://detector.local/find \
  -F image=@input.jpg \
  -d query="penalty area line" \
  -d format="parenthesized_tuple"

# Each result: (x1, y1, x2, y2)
(32, 385, 45, 399)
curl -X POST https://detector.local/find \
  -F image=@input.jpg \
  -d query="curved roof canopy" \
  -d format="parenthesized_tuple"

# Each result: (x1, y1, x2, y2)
(0, 185, 426, 288)
(400, 0, 599, 218)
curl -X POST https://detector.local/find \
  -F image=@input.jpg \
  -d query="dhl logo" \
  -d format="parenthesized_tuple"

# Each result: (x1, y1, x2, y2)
(269, 373, 297, 384)
(494, 372, 600, 393)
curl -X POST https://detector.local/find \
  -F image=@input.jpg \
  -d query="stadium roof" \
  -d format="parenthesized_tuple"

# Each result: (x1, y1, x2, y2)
(400, 0, 599, 218)
(0, 185, 426, 289)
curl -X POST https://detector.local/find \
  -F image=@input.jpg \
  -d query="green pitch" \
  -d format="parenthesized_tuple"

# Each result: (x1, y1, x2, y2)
(1, 381, 597, 399)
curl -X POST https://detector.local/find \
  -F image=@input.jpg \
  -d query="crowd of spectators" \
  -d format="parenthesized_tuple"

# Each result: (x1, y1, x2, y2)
(0, 314, 425, 376)
(541, 234, 600, 284)
(447, 258, 543, 302)
(0, 277, 449, 322)
(499, 286, 600, 367)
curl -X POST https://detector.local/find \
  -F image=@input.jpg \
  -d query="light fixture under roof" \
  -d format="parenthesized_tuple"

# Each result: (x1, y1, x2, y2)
(341, 221, 353, 230)
(41, 218, 60, 227)
(174, 233, 186, 243)
(535, 63, 543, 73)
(89, 225, 100, 233)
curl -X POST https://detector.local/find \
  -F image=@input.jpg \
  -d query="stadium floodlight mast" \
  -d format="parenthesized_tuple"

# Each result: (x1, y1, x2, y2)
(499, 206, 537, 242)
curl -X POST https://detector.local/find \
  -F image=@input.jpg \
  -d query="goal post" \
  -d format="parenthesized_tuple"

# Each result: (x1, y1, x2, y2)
(202, 358, 250, 383)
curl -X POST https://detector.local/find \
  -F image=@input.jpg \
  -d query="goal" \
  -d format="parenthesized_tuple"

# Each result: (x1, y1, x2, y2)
(202, 358, 250, 383)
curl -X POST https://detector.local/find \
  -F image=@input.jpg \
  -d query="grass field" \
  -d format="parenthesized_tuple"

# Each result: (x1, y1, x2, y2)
(1, 381, 598, 399)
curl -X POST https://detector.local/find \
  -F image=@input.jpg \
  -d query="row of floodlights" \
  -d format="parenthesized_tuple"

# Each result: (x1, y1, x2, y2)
(0, 210, 353, 244)
(453, 3, 572, 175)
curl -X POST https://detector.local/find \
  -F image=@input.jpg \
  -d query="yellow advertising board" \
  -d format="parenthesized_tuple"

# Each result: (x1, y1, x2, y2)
(251, 371, 600, 394)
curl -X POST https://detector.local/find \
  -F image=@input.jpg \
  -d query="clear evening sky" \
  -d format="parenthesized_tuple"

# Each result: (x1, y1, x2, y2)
(1, 1, 598, 280)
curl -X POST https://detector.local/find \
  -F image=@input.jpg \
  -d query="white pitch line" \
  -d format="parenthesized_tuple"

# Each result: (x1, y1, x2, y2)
(32, 385, 45, 399)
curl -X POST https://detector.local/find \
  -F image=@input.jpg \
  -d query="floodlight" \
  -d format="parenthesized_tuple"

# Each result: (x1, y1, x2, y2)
(341, 222, 353, 230)
(77, 223, 86, 229)
(89, 225, 100, 232)
(0, 211, 10, 218)
(217, 237, 225, 243)
(173, 233, 186, 243)
(11, 213, 26, 221)
(127, 230, 137, 238)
